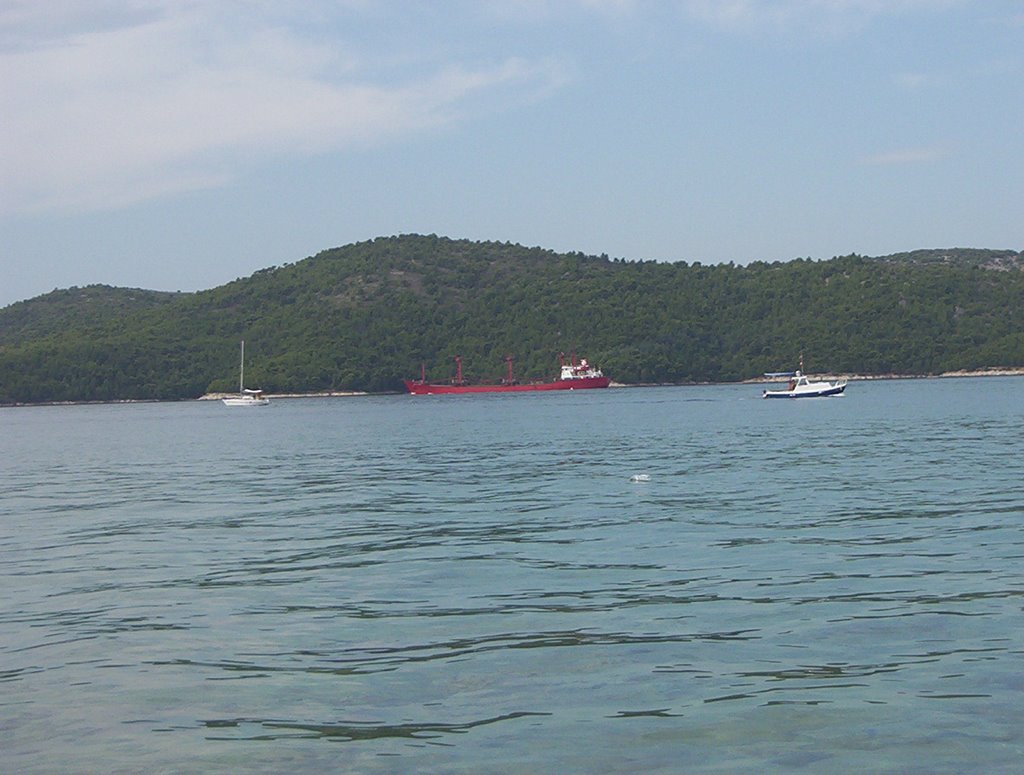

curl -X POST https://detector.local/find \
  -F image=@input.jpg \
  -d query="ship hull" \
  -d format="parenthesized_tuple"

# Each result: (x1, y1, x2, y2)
(404, 376, 610, 394)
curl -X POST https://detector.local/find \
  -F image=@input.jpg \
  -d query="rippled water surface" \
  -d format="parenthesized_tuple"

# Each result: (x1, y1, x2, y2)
(3, 379, 1024, 773)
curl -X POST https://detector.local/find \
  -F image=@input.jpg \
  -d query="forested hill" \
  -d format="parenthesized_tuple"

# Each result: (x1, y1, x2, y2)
(875, 248, 1024, 270)
(0, 286, 187, 347)
(2, 235, 1024, 404)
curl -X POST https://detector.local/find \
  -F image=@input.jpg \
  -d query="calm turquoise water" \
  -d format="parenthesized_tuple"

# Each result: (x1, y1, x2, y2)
(2, 379, 1023, 773)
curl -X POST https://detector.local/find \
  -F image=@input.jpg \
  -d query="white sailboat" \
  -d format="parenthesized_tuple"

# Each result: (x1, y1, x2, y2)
(222, 340, 269, 407)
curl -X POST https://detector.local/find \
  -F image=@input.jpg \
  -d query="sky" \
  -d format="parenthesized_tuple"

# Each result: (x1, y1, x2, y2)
(2, 0, 1023, 308)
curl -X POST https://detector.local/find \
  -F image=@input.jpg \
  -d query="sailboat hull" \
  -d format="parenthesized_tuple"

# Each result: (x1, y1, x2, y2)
(222, 396, 270, 406)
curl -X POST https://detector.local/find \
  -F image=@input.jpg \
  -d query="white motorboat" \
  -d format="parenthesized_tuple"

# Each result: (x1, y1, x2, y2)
(223, 341, 269, 407)
(762, 370, 847, 399)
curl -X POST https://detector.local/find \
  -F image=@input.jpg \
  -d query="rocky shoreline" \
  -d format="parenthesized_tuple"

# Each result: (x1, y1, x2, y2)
(746, 367, 1024, 384)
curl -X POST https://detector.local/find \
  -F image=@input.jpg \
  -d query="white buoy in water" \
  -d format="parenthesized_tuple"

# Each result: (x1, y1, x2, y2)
(629, 474, 651, 483)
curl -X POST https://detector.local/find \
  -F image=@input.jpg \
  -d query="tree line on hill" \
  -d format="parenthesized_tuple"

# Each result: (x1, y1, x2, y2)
(1, 235, 1023, 404)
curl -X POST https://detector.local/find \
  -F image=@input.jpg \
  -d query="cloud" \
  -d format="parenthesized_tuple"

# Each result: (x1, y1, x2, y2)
(859, 147, 947, 166)
(680, 0, 963, 38)
(0, 2, 567, 214)
(0, 0, 159, 51)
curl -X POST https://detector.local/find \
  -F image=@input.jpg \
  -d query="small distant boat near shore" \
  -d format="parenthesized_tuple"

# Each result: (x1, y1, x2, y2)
(223, 388, 269, 407)
(405, 353, 610, 395)
(762, 358, 847, 398)
(762, 371, 847, 398)
(223, 341, 269, 407)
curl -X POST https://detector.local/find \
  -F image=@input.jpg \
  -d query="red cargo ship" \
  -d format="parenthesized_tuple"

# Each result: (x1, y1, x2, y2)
(405, 354, 610, 395)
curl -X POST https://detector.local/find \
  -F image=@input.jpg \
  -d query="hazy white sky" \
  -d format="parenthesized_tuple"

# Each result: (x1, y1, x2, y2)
(2, 0, 1022, 306)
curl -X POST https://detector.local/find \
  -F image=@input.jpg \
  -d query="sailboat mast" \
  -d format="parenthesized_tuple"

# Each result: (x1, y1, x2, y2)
(240, 340, 245, 392)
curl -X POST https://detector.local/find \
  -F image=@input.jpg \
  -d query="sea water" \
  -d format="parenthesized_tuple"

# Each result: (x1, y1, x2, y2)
(2, 378, 1023, 773)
